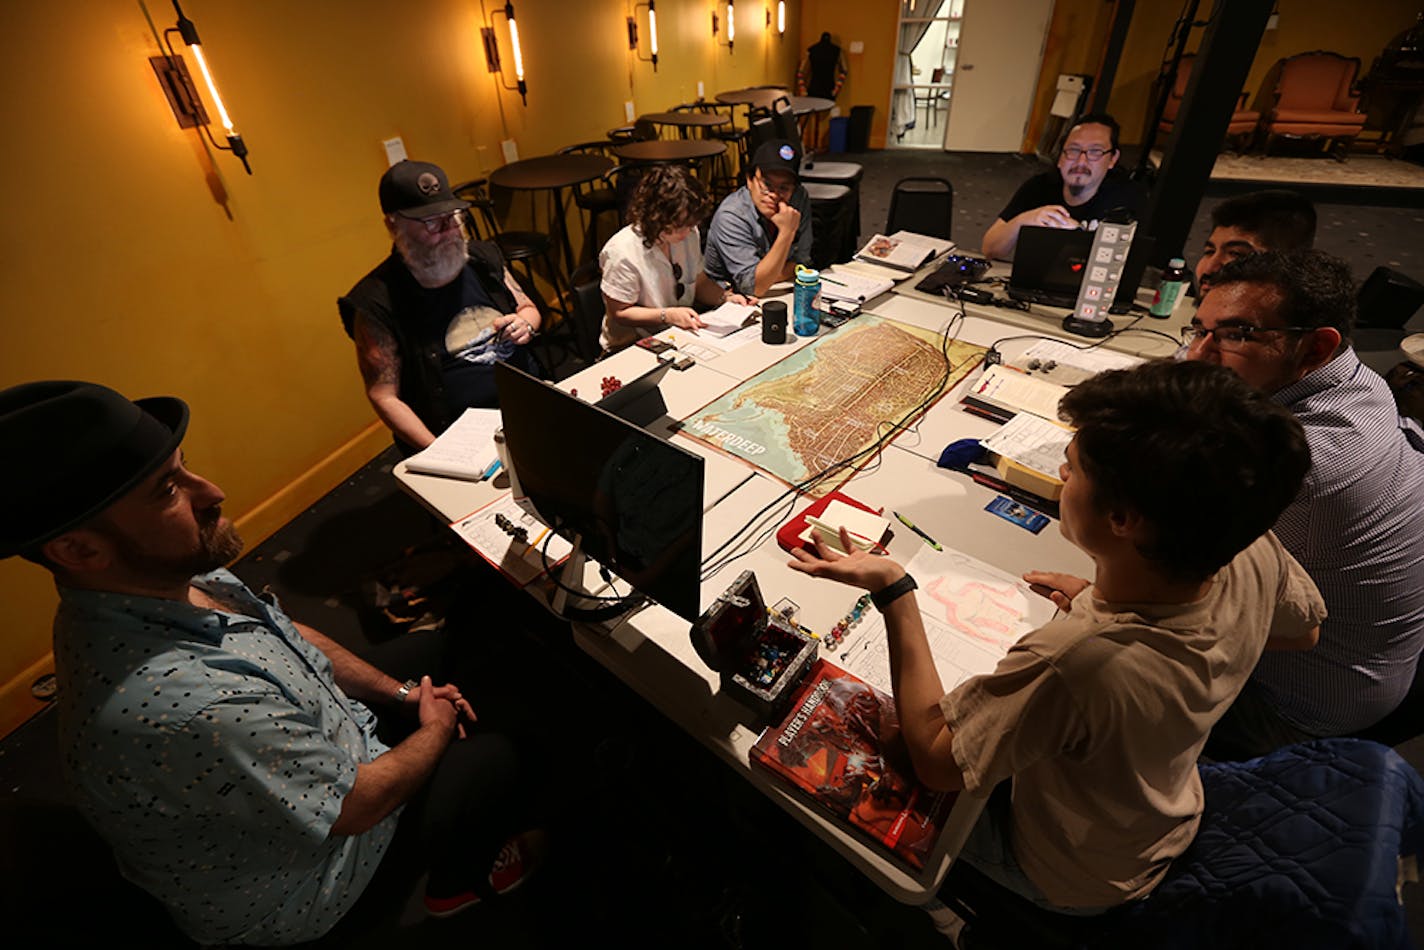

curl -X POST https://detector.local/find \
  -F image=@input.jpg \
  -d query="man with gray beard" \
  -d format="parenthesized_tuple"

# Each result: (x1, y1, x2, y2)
(339, 160, 544, 452)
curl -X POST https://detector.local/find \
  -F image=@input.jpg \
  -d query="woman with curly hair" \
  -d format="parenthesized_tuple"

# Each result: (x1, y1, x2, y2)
(598, 165, 754, 355)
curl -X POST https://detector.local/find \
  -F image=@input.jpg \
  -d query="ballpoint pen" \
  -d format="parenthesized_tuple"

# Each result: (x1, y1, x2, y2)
(893, 511, 943, 551)
(480, 458, 503, 481)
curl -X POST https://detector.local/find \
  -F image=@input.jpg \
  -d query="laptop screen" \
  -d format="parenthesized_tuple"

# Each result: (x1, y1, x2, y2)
(1009, 226, 1155, 307)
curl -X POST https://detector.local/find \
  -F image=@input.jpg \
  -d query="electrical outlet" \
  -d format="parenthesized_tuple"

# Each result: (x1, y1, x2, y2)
(625, 100, 636, 122)
(382, 137, 407, 165)
(848, 40, 864, 54)
(697, 81, 705, 100)
(501, 139, 519, 164)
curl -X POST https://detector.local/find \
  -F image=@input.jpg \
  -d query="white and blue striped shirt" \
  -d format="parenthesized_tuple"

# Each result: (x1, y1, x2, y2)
(1252, 348, 1424, 735)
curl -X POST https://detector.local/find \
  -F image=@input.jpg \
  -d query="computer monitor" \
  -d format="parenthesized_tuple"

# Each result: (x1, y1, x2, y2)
(494, 361, 706, 621)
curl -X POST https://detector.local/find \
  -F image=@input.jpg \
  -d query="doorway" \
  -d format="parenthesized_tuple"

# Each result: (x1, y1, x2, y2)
(889, 0, 962, 149)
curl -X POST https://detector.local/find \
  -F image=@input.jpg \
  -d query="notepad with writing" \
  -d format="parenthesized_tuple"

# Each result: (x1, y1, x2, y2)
(404, 408, 501, 481)
(961, 365, 1069, 423)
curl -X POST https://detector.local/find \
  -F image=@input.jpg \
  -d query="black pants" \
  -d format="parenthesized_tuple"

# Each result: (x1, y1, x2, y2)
(310, 630, 528, 945)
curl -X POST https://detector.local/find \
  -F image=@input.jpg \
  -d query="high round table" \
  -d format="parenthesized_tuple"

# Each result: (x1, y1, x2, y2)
(612, 139, 727, 165)
(638, 112, 732, 138)
(489, 153, 613, 273)
(788, 96, 835, 116)
(714, 87, 791, 111)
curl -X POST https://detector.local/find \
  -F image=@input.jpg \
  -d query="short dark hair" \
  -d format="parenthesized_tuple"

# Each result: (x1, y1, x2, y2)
(1068, 113, 1121, 152)
(1208, 248, 1357, 341)
(626, 165, 712, 249)
(1058, 360, 1310, 583)
(1209, 190, 1316, 251)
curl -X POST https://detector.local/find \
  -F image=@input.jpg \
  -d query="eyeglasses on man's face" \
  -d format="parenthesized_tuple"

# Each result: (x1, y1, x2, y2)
(1061, 146, 1112, 162)
(417, 210, 464, 234)
(1180, 323, 1316, 350)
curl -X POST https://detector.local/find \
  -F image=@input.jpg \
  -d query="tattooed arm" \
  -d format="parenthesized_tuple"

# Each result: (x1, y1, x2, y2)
(352, 312, 438, 449)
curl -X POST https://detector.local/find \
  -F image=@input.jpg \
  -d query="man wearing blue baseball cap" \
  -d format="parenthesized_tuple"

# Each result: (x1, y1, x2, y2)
(0, 380, 542, 944)
(703, 138, 813, 297)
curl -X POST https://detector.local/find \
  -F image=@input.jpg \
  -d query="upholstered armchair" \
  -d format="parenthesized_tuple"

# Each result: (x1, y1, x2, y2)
(1262, 50, 1368, 158)
(1157, 54, 1260, 151)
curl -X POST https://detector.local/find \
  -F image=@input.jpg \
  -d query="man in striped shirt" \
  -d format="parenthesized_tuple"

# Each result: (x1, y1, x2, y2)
(1183, 249, 1424, 758)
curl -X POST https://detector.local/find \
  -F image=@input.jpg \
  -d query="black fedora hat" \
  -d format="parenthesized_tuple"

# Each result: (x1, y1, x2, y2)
(0, 381, 188, 558)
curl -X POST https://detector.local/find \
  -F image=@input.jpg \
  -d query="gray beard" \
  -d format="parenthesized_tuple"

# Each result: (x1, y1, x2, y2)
(396, 232, 469, 288)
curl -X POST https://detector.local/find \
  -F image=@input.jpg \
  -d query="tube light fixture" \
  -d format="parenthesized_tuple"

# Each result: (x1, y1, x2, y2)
(150, 0, 251, 173)
(630, 1, 658, 71)
(481, 1, 527, 104)
(778, 1, 785, 35)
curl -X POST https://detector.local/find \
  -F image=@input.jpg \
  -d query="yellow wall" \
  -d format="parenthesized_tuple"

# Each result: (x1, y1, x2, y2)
(0, 0, 800, 737)
(799, 0, 900, 148)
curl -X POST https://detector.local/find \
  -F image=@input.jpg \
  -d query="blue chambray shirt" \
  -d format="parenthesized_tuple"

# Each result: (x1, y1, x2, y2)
(53, 569, 397, 946)
(703, 184, 813, 296)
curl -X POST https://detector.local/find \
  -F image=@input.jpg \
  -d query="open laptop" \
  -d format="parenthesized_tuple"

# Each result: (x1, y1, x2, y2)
(1008, 226, 1155, 314)
(595, 360, 674, 431)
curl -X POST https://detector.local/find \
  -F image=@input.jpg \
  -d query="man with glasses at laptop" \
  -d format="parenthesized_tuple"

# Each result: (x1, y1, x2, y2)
(1183, 249, 1424, 759)
(704, 139, 813, 298)
(981, 114, 1144, 262)
(338, 160, 544, 453)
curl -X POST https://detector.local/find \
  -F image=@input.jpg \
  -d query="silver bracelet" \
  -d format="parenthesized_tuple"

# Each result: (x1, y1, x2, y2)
(394, 678, 418, 702)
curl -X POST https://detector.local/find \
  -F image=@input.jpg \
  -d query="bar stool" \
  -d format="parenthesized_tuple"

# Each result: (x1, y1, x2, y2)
(557, 142, 621, 262)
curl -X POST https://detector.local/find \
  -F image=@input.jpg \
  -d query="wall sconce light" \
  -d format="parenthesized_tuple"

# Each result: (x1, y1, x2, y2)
(148, 0, 251, 174)
(778, 1, 786, 35)
(713, 0, 734, 52)
(629, 0, 658, 71)
(481, 1, 527, 105)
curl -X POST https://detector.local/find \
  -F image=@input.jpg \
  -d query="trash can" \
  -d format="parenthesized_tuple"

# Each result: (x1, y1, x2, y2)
(827, 116, 850, 153)
(847, 106, 874, 152)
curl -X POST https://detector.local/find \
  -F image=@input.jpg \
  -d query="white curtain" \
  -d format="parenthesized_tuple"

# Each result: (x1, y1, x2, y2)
(891, 0, 944, 138)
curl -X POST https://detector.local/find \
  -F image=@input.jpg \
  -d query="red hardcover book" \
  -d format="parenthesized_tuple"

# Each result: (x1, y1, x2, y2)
(775, 490, 884, 555)
(749, 659, 955, 872)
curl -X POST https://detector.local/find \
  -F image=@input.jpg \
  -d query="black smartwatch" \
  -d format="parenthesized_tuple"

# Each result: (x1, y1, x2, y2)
(870, 574, 918, 611)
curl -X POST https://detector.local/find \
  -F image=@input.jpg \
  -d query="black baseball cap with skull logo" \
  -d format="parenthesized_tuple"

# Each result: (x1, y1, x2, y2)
(378, 160, 469, 219)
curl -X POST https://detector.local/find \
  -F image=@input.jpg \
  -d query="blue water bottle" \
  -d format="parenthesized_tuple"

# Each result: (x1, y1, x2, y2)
(793, 265, 822, 337)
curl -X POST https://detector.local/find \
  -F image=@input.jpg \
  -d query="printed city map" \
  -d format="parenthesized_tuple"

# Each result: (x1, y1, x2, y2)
(682, 315, 986, 494)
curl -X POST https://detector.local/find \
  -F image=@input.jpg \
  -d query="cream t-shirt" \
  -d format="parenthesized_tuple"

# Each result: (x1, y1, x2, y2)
(940, 532, 1326, 908)
(598, 224, 701, 353)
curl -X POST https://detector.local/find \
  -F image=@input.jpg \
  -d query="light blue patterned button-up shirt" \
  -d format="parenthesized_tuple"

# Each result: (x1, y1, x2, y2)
(54, 569, 396, 945)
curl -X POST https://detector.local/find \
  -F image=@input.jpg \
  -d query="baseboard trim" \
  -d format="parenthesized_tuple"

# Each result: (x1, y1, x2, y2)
(0, 421, 392, 740)
(233, 421, 391, 548)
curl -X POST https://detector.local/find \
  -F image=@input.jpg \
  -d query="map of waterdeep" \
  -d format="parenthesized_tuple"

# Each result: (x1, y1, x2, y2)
(683, 315, 986, 491)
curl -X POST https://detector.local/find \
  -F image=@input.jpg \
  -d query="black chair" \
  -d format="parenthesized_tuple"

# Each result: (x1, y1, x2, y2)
(885, 177, 954, 240)
(567, 262, 606, 372)
(451, 178, 564, 319)
(557, 142, 621, 260)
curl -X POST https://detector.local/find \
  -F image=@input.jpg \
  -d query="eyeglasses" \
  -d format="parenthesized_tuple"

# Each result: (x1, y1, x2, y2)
(1061, 146, 1112, 162)
(417, 210, 464, 234)
(1180, 323, 1316, 349)
(671, 261, 685, 299)
(757, 174, 796, 198)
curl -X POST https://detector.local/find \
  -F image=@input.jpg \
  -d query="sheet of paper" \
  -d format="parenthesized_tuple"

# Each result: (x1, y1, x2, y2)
(1019, 339, 1139, 375)
(404, 407, 502, 480)
(888, 230, 955, 257)
(980, 412, 1073, 479)
(698, 301, 758, 337)
(968, 365, 1067, 420)
(451, 493, 572, 586)
(833, 545, 1054, 694)
(672, 327, 758, 359)
(818, 267, 895, 304)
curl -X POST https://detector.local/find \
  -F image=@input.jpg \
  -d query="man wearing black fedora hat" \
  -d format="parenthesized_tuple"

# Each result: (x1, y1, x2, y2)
(2, 380, 541, 944)
(338, 159, 545, 454)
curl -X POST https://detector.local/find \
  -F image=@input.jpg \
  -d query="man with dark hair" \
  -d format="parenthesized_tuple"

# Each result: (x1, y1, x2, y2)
(789, 360, 1323, 914)
(1183, 249, 1424, 757)
(981, 113, 1145, 261)
(703, 139, 813, 297)
(1194, 189, 1317, 297)
(0, 380, 541, 945)
(338, 159, 544, 453)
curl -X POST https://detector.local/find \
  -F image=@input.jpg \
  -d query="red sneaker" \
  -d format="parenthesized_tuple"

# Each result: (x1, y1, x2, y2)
(423, 830, 547, 917)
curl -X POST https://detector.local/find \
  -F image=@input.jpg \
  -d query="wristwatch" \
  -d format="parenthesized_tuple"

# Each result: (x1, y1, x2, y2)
(394, 678, 419, 702)
(659, 308, 668, 328)
(870, 574, 918, 611)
